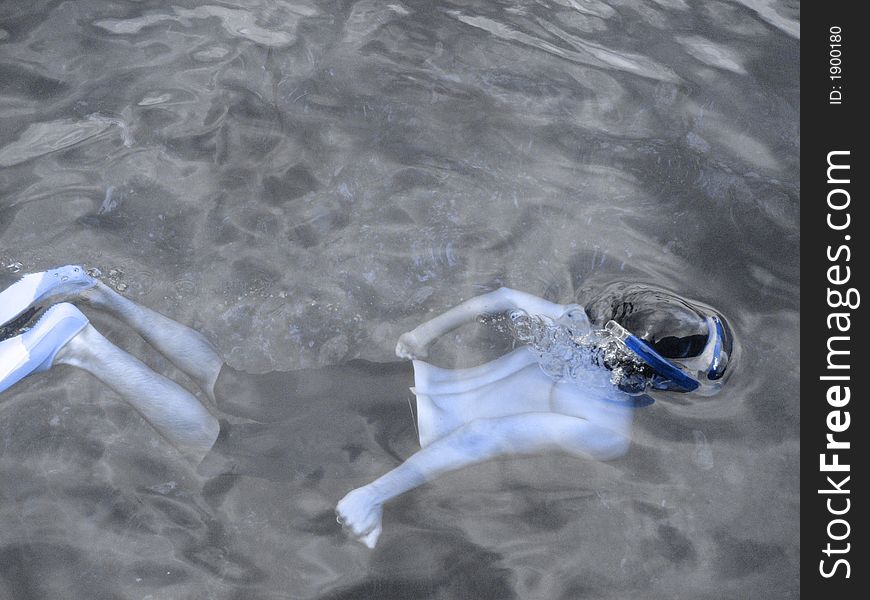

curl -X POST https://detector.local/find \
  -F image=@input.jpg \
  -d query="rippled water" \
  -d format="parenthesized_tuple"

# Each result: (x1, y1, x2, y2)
(1, 1, 799, 598)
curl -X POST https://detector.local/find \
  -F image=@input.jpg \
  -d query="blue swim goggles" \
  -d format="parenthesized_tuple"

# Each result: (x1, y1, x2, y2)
(605, 315, 727, 394)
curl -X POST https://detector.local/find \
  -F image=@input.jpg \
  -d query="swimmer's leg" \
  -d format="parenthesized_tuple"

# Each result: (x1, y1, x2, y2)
(81, 281, 224, 400)
(54, 323, 220, 463)
(396, 287, 571, 359)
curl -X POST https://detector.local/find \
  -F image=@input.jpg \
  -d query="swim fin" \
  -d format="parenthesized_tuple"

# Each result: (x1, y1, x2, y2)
(0, 265, 95, 327)
(0, 303, 89, 394)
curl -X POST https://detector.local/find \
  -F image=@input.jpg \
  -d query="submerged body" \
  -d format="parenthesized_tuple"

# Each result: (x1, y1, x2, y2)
(1, 270, 724, 549)
(336, 287, 641, 546)
(412, 347, 631, 451)
(198, 317, 633, 547)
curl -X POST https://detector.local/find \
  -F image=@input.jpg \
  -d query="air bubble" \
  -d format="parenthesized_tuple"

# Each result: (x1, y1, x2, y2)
(490, 308, 650, 393)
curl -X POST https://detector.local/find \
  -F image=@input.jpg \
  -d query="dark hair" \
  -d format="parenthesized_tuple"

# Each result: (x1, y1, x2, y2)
(583, 282, 734, 385)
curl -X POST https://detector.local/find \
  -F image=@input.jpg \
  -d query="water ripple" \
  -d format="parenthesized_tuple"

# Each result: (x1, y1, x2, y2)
(0, 0, 799, 597)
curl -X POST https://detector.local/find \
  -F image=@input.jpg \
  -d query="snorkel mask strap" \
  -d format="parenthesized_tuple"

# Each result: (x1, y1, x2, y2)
(604, 320, 700, 392)
(676, 315, 726, 382)
(706, 316, 726, 380)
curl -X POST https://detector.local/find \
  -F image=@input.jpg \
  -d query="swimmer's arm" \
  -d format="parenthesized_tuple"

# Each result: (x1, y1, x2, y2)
(372, 413, 629, 498)
(336, 413, 628, 546)
(397, 288, 568, 358)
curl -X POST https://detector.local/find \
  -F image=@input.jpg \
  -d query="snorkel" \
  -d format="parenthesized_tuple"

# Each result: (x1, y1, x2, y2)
(497, 288, 732, 401)
(605, 314, 728, 396)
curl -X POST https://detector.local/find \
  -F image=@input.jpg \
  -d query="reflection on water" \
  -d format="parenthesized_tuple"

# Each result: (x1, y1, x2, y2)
(1, 0, 798, 598)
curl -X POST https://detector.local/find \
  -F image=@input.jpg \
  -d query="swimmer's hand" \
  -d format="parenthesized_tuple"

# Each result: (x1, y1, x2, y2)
(396, 330, 428, 360)
(336, 486, 384, 549)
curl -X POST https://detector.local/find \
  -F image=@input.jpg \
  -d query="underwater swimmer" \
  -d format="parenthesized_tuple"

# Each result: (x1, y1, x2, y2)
(337, 284, 733, 546)
(0, 268, 733, 548)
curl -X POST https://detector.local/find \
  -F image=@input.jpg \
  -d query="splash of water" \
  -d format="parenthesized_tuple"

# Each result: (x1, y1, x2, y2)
(482, 309, 652, 394)
(87, 266, 128, 292)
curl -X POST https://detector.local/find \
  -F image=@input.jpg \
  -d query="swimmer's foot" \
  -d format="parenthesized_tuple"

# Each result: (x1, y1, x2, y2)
(0, 265, 96, 327)
(0, 303, 89, 394)
(76, 279, 127, 311)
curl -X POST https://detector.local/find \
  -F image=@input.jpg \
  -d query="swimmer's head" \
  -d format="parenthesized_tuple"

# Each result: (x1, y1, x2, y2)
(583, 283, 735, 396)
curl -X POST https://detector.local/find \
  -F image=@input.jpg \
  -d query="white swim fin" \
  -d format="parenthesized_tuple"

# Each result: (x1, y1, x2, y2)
(0, 265, 95, 327)
(0, 303, 89, 394)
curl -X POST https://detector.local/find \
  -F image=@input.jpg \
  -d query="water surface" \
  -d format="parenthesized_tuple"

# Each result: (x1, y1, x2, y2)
(1, 1, 799, 598)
